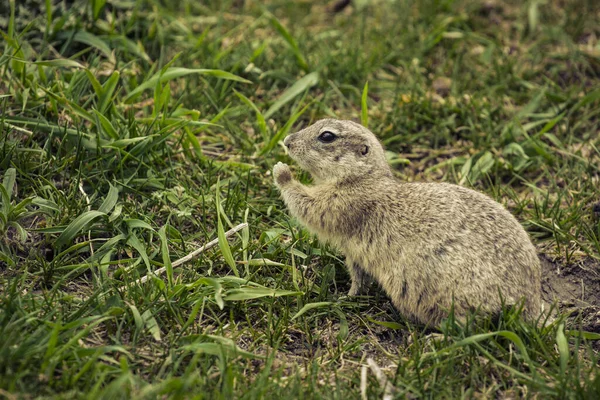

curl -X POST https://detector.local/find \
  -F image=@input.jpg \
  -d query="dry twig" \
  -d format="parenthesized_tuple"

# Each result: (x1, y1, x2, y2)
(133, 222, 248, 285)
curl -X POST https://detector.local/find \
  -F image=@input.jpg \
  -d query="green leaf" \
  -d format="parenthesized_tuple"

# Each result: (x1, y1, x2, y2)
(92, 109, 119, 140)
(158, 225, 173, 287)
(0, 251, 15, 267)
(33, 59, 86, 69)
(459, 156, 473, 185)
(269, 15, 308, 72)
(572, 87, 600, 112)
(565, 330, 600, 340)
(32, 197, 60, 214)
(292, 302, 334, 320)
(107, 36, 151, 63)
(528, 0, 540, 32)
(141, 309, 162, 342)
(42, 322, 61, 370)
(335, 309, 349, 340)
(10, 197, 33, 219)
(260, 101, 312, 155)
(58, 31, 113, 60)
(242, 208, 250, 275)
(463, 151, 495, 184)
(503, 143, 529, 171)
(473, 151, 495, 176)
(223, 288, 302, 301)
(264, 72, 319, 119)
(366, 317, 404, 330)
(98, 71, 120, 114)
(179, 338, 260, 359)
(361, 81, 369, 128)
(125, 219, 154, 231)
(42, 88, 95, 122)
(196, 277, 224, 309)
(0, 186, 10, 221)
(556, 323, 569, 374)
(537, 113, 565, 137)
(55, 210, 106, 248)
(85, 70, 104, 97)
(2, 168, 16, 200)
(234, 90, 267, 140)
(216, 181, 239, 277)
(92, 0, 107, 20)
(103, 136, 151, 149)
(503, 143, 529, 159)
(8, 221, 27, 242)
(447, 331, 532, 366)
(515, 89, 545, 122)
(98, 183, 119, 214)
(125, 67, 251, 103)
(89, 233, 126, 263)
(109, 204, 123, 223)
(126, 233, 151, 270)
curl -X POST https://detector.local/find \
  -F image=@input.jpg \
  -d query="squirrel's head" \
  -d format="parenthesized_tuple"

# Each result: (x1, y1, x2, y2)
(283, 119, 392, 184)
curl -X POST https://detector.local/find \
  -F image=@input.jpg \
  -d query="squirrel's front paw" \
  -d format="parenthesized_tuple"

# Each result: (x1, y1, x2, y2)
(273, 162, 293, 187)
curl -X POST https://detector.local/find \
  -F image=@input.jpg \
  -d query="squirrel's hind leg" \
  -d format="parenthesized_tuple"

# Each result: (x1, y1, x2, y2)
(346, 260, 372, 296)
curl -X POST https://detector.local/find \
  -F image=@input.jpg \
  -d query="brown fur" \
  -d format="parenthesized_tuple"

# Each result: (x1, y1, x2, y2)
(273, 119, 542, 325)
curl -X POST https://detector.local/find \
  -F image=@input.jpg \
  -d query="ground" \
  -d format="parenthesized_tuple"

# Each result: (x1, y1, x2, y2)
(1, 0, 600, 398)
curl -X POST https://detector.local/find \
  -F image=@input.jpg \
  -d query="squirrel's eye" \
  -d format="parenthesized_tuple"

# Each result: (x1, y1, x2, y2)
(318, 131, 337, 143)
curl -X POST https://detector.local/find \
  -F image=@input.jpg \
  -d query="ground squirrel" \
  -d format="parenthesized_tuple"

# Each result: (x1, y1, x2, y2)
(273, 119, 542, 325)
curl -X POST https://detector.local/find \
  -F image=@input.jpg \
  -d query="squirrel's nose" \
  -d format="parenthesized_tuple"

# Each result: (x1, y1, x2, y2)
(283, 136, 292, 148)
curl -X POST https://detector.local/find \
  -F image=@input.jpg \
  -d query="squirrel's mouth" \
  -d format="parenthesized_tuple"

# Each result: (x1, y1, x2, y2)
(283, 148, 305, 169)
(285, 146, 303, 163)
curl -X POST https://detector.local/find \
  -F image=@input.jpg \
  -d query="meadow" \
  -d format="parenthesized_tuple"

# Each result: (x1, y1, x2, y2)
(1, 0, 600, 397)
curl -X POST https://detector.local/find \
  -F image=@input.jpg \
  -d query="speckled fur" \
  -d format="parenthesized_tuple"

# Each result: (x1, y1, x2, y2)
(273, 119, 541, 325)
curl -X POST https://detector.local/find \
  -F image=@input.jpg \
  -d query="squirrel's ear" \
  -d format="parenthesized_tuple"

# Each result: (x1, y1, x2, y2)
(360, 145, 369, 156)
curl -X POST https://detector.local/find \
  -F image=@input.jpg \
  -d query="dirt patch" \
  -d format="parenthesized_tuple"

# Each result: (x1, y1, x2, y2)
(541, 254, 600, 332)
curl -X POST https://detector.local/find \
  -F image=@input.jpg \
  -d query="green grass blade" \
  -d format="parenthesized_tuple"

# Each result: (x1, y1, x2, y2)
(269, 14, 308, 72)
(55, 210, 106, 248)
(42, 88, 95, 122)
(179, 341, 259, 359)
(127, 303, 144, 335)
(223, 288, 302, 301)
(158, 225, 173, 287)
(263, 72, 318, 119)
(125, 67, 251, 103)
(0, 186, 10, 223)
(361, 81, 369, 128)
(234, 89, 267, 140)
(98, 71, 120, 114)
(141, 309, 162, 342)
(32, 59, 86, 69)
(565, 330, 600, 340)
(292, 302, 334, 320)
(2, 167, 16, 200)
(8, 221, 27, 242)
(92, 0, 107, 20)
(85, 69, 104, 97)
(92, 109, 119, 140)
(556, 323, 569, 374)
(197, 277, 225, 309)
(125, 219, 154, 231)
(443, 330, 533, 367)
(98, 183, 118, 214)
(58, 30, 113, 60)
(216, 182, 239, 277)
(126, 232, 151, 270)
(260, 101, 312, 155)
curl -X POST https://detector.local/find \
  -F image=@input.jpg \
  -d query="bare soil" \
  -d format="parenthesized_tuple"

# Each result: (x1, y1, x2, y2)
(541, 254, 600, 332)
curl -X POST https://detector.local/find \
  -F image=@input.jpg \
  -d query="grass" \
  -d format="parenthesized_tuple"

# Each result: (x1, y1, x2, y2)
(1, 0, 600, 397)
